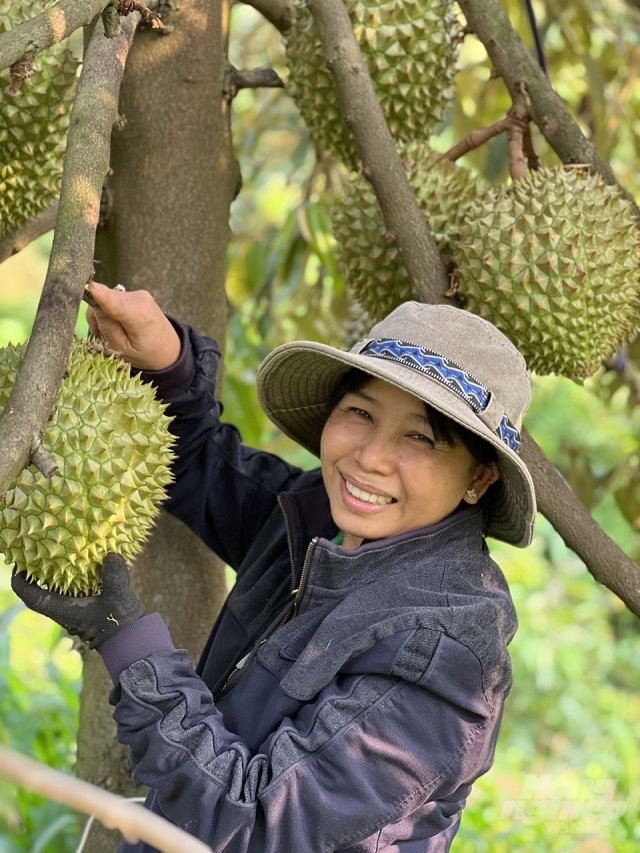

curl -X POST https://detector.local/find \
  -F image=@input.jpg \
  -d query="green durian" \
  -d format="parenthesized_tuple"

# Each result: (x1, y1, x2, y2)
(0, 0, 78, 238)
(332, 145, 486, 324)
(451, 167, 640, 380)
(0, 338, 176, 595)
(285, 0, 462, 171)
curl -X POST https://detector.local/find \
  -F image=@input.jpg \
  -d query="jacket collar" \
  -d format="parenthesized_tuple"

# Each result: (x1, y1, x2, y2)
(278, 475, 483, 583)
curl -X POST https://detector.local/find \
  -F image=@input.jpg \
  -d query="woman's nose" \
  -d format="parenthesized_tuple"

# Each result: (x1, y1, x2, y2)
(356, 431, 395, 472)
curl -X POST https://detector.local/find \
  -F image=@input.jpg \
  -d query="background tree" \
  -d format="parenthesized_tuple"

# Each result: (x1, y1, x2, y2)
(1, 0, 640, 851)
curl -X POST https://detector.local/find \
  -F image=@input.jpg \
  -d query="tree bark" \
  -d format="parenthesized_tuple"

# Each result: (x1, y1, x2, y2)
(78, 3, 235, 850)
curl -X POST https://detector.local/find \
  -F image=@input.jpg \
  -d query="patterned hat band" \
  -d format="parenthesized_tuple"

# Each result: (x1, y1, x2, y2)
(360, 338, 521, 453)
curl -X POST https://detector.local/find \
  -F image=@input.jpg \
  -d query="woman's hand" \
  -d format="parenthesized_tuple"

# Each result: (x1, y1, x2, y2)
(11, 554, 145, 649)
(85, 282, 181, 371)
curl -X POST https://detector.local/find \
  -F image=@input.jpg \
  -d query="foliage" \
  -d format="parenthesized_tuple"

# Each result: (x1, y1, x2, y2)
(0, 567, 82, 853)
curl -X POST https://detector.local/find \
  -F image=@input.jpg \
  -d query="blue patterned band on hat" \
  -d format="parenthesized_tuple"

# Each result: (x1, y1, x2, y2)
(360, 338, 521, 452)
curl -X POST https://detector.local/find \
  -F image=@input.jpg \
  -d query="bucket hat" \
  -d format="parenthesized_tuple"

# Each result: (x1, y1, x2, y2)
(257, 302, 536, 547)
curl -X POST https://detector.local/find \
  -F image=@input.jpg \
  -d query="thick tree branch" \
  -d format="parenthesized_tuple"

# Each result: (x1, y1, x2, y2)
(307, 0, 451, 307)
(0, 202, 58, 263)
(0, 0, 109, 73)
(522, 432, 640, 613)
(0, 16, 138, 497)
(309, 0, 640, 614)
(0, 744, 211, 853)
(457, 0, 640, 220)
(239, 0, 293, 32)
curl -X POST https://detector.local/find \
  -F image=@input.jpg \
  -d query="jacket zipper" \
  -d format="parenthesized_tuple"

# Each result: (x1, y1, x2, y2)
(216, 508, 318, 697)
(290, 536, 318, 620)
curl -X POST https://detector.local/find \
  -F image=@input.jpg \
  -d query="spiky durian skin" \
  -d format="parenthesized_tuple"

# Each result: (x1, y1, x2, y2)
(451, 168, 640, 380)
(0, 339, 176, 596)
(332, 146, 486, 324)
(0, 0, 78, 238)
(285, 0, 462, 171)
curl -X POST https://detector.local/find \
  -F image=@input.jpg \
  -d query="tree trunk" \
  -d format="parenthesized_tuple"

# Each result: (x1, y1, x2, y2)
(77, 2, 235, 850)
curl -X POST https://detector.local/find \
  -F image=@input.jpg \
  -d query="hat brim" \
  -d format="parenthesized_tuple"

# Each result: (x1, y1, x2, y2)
(257, 341, 536, 547)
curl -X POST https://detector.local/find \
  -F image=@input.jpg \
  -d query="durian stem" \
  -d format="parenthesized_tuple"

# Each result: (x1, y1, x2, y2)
(522, 430, 640, 617)
(0, 0, 109, 73)
(306, 0, 451, 306)
(0, 744, 211, 853)
(31, 444, 59, 478)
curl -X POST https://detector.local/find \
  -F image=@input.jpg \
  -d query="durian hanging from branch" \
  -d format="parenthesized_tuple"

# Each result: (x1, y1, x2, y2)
(285, 0, 463, 171)
(0, 339, 176, 596)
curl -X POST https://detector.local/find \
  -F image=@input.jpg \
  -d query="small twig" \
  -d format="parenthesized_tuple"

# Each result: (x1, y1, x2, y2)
(228, 65, 284, 98)
(442, 116, 510, 162)
(0, 745, 211, 853)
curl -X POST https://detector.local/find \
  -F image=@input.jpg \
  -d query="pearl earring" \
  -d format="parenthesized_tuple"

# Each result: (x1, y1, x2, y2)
(466, 489, 477, 499)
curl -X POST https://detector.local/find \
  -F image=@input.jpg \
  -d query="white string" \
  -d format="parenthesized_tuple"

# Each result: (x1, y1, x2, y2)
(75, 797, 147, 853)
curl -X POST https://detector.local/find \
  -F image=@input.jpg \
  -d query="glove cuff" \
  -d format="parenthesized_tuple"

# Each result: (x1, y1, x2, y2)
(98, 613, 175, 683)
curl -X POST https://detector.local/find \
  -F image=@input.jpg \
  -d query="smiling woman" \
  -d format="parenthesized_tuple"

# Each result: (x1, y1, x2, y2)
(320, 378, 499, 549)
(12, 289, 537, 853)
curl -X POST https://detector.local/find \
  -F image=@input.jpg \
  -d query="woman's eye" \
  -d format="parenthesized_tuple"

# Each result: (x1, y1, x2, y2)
(409, 432, 435, 445)
(351, 407, 371, 419)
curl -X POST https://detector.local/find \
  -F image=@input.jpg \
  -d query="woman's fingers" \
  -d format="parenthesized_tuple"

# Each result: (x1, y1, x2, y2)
(85, 283, 181, 370)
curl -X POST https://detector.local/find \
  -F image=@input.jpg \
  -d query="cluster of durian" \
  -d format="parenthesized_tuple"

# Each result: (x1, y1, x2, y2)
(285, 0, 640, 378)
(285, 0, 462, 172)
(0, 0, 78, 238)
(0, 339, 176, 596)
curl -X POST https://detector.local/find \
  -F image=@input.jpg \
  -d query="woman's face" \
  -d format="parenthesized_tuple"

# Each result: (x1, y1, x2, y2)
(320, 378, 499, 549)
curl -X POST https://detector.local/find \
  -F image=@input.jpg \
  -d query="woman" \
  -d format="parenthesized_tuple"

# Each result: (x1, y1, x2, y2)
(13, 284, 536, 852)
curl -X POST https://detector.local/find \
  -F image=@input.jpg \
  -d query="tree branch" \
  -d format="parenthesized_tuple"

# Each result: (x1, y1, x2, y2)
(0, 15, 138, 497)
(0, 0, 109, 73)
(239, 0, 293, 33)
(309, 0, 640, 614)
(522, 431, 640, 614)
(307, 0, 451, 307)
(457, 0, 640, 220)
(0, 744, 211, 853)
(0, 202, 58, 263)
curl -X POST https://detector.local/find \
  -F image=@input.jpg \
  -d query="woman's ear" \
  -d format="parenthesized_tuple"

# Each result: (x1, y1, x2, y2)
(463, 462, 500, 504)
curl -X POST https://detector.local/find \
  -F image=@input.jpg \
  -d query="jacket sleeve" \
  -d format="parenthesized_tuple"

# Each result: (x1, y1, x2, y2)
(144, 322, 307, 570)
(102, 619, 494, 853)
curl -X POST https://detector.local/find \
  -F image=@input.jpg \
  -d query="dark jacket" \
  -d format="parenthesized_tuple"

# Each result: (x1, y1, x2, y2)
(99, 324, 518, 852)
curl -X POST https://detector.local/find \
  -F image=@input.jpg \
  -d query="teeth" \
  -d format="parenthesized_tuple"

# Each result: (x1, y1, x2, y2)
(345, 479, 393, 505)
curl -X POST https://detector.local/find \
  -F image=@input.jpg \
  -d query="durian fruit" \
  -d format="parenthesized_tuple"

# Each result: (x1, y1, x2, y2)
(0, 338, 176, 595)
(451, 167, 640, 380)
(0, 0, 78, 238)
(332, 145, 486, 325)
(285, 0, 462, 171)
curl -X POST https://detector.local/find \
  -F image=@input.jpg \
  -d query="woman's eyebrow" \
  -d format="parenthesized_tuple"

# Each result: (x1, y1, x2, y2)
(347, 390, 432, 426)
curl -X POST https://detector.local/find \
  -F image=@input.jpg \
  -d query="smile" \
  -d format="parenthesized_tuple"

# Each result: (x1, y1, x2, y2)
(344, 478, 395, 505)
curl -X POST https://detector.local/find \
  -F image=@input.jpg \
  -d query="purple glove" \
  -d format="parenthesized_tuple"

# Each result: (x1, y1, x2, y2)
(11, 553, 144, 649)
